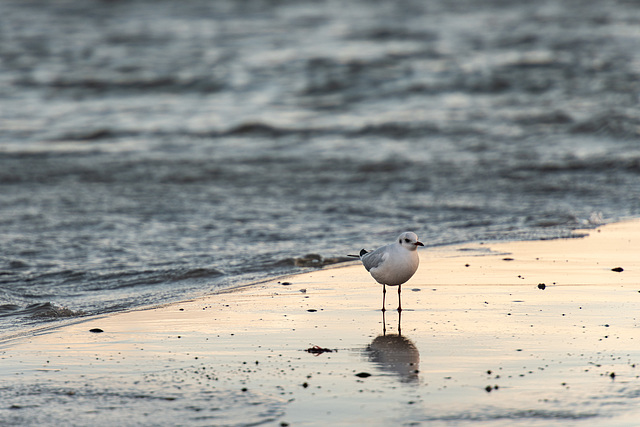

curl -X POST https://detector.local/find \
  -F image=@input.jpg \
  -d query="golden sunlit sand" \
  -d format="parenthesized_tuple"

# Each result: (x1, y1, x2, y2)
(2, 220, 640, 425)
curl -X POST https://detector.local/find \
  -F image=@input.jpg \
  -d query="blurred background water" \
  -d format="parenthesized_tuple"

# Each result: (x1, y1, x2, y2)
(1, 0, 640, 336)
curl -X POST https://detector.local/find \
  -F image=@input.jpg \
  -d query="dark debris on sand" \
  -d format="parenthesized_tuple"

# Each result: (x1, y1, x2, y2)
(305, 345, 335, 355)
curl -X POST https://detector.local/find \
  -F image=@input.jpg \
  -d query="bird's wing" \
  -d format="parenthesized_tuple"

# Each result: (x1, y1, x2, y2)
(360, 246, 389, 272)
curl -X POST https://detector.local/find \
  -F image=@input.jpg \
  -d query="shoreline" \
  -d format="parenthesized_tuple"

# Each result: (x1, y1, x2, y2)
(2, 219, 640, 426)
(0, 220, 620, 344)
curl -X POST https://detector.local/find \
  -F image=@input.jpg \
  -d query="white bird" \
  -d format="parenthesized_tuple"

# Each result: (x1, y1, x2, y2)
(352, 232, 423, 312)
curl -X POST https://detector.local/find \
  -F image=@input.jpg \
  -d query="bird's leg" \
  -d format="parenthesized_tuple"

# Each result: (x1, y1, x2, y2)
(397, 284, 402, 312)
(382, 309, 387, 336)
(381, 284, 386, 312)
(398, 309, 402, 336)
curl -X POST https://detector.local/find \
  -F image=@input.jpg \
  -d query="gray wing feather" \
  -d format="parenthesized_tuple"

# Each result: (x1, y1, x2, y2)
(360, 246, 388, 272)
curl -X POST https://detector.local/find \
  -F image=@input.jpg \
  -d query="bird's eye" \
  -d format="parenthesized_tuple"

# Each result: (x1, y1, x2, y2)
(404, 238, 410, 243)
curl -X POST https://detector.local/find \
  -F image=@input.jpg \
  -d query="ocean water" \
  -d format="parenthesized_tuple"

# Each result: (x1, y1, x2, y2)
(1, 0, 640, 338)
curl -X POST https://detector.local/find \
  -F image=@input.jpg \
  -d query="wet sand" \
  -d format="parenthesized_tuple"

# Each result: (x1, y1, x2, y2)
(2, 220, 640, 426)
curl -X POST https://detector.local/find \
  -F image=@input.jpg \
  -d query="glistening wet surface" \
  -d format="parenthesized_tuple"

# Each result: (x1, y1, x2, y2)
(3, 240, 640, 426)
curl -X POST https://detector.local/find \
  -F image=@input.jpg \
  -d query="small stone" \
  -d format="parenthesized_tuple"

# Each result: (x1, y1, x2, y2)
(611, 267, 624, 272)
(355, 372, 371, 378)
(89, 328, 104, 333)
(537, 283, 546, 290)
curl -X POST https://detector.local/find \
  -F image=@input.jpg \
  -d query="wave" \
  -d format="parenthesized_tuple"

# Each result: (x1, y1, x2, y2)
(44, 122, 321, 143)
(348, 27, 438, 42)
(47, 120, 438, 141)
(219, 121, 443, 139)
(102, 267, 225, 291)
(519, 155, 640, 174)
(24, 109, 625, 149)
(513, 110, 574, 126)
(49, 129, 126, 142)
(15, 76, 224, 95)
(217, 122, 311, 138)
(0, 302, 85, 320)
(349, 122, 441, 139)
(571, 110, 640, 138)
(273, 253, 353, 268)
(0, 267, 225, 303)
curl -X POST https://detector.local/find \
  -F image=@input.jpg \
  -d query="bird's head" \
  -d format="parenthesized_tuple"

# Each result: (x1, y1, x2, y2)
(397, 232, 424, 251)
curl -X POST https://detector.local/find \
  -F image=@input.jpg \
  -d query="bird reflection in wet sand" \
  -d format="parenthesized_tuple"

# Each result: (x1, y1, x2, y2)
(365, 310, 420, 382)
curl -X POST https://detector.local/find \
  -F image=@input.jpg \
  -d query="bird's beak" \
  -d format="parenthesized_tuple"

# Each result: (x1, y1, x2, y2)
(415, 241, 424, 246)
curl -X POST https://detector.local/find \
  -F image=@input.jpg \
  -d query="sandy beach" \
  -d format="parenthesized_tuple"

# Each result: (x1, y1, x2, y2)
(2, 219, 640, 426)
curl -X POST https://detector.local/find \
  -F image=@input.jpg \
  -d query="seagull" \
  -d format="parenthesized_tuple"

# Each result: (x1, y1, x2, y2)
(351, 232, 423, 312)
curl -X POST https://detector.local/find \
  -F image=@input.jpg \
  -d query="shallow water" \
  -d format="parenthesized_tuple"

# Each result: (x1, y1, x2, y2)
(1, 0, 640, 336)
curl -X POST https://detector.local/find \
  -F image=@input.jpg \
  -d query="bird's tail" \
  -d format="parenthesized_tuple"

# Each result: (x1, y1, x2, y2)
(347, 249, 369, 258)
